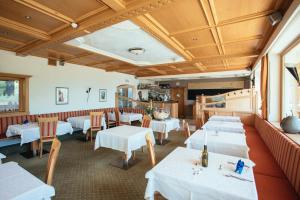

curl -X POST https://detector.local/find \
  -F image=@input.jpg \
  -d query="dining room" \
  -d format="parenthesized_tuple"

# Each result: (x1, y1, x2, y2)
(1, 0, 300, 200)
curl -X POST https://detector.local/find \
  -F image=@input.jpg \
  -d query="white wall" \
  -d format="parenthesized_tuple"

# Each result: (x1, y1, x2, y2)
(0, 50, 139, 114)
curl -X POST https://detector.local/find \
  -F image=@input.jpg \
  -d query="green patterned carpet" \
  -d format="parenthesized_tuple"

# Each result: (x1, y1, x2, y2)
(4, 129, 186, 200)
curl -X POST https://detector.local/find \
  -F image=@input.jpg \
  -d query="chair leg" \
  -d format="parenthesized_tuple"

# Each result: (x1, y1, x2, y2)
(90, 130, 93, 142)
(39, 142, 43, 158)
(86, 131, 89, 141)
(141, 146, 144, 152)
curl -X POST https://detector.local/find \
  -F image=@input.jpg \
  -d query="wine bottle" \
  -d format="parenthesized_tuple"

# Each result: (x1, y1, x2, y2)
(201, 145, 208, 167)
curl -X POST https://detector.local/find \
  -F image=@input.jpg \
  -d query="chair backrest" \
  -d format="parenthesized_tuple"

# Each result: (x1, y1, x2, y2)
(38, 117, 58, 140)
(104, 110, 109, 126)
(114, 108, 120, 126)
(145, 133, 156, 167)
(183, 121, 191, 138)
(45, 138, 61, 185)
(141, 115, 152, 128)
(90, 112, 103, 129)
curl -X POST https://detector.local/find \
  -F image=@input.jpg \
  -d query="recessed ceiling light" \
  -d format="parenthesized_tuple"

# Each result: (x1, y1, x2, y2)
(128, 47, 145, 55)
(24, 16, 31, 20)
(71, 22, 79, 29)
(192, 38, 198, 41)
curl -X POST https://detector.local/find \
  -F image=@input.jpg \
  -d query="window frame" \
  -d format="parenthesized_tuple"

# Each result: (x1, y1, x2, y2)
(0, 72, 31, 116)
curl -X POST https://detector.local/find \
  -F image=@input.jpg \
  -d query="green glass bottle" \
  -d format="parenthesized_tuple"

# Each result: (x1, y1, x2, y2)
(201, 145, 208, 167)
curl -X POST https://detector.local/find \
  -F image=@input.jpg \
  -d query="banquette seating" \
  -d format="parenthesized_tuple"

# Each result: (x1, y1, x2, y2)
(245, 115, 300, 200)
(0, 107, 144, 139)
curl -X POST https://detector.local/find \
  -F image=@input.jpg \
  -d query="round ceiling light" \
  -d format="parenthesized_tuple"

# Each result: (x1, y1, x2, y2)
(128, 47, 145, 55)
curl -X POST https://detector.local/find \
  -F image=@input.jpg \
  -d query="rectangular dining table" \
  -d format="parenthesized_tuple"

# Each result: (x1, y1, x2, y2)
(209, 115, 241, 122)
(67, 115, 106, 133)
(108, 112, 143, 124)
(94, 125, 155, 169)
(150, 118, 180, 145)
(202, 120, 245, 133)
(145, 147, 257, 200)
(6, 121, 73, 145)
(184, 129, 249, 158)
(0, 162, 55, 200)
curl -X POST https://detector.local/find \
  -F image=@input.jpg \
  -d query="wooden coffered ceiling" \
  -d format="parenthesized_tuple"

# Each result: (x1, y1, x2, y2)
(0, 0, 292, 77)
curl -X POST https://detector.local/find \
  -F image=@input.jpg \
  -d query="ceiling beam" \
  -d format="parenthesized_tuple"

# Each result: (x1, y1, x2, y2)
(194, 62, 207, 72)
(0, 36, 25, 46)
(147, 67, 167, 75)
(105, 65, 135, 72)
(194, 52, 260, 61)
(0, 16, 50, 40)
(15, 0, 175, 55)
(14, 0, 74, 23)
(133, 14, 193, 61)
(101, 0, 126, 11)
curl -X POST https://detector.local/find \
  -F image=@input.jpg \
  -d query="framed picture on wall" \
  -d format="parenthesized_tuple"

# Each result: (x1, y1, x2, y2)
(99, 89, 107, 102)
(56, 87, 69, 105)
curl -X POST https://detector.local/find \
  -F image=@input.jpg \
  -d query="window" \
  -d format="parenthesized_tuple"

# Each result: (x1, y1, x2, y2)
(282, 42, 300, 118)
(0, 80, 20, 112)
(0, 73, 30, 115)
(254, 62, 262, 115)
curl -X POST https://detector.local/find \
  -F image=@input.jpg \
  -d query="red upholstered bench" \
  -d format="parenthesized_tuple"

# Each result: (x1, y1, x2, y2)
(245, 115, 300, 200)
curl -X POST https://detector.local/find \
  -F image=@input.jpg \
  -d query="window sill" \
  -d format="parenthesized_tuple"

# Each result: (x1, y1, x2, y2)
(269, 121, 300, 146)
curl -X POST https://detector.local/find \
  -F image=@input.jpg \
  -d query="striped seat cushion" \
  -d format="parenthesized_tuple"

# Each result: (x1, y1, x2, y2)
(254, 115, 300, 196)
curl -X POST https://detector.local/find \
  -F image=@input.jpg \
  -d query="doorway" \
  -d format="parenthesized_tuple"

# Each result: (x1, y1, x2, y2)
(170, 87, 185, 118)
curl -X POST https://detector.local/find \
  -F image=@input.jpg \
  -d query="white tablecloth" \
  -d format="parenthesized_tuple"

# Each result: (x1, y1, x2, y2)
(6, 121, 73, 145)
(203, 121, 245, 133)
(184, 130, 249, 158)
(0, 162, 55, 200)
(0, 153, 6, 164)
(209, 115, 241, 122)
(94, 125, 155, 161)
(145, 147, 257, 200)
(150, 118, 180, 138)
(67, 115, 106, 133)
(108, 112, 143, 124)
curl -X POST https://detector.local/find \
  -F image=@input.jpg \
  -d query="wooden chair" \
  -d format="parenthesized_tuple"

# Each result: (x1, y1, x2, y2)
(104, 110, 116, 128)
(145, 133, 163, 200)
(141, 115, 152, 128)
(45, 138, 61, 185)
(114, 108, 130, 126)
(38, 117, 58, 158)
(88, 112, 103, 142)
(145, 133, 156, 167)
(183, 121, 191, 139)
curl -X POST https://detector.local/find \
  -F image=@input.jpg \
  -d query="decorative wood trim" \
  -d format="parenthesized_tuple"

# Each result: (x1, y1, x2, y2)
(0, 16, 50, 40)
(194, 52, 260, 61)
(101, 0, 126, 11)
(14, 0, 74, 23)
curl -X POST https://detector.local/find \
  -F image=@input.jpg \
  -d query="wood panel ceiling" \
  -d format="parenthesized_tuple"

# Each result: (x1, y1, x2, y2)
(0, 0, 292, 77)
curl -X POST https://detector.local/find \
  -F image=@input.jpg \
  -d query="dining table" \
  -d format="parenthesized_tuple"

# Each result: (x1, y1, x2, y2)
(145, 147, 257, 200)
(0, 161, 55, 200)
(202, 120, 245, 133)
(209, 115, 241, 122)
(67, 115, 106, 133)
(150, 118, 180, 145)
(6, 121, 73, 145)
(94, 125, 155, 169)
(6, 121, 73, 158)
(108, 112, 143, 124)
(184, 129, 249, 158)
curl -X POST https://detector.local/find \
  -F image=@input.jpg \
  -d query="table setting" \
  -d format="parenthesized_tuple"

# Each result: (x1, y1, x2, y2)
(209, 115, 241, 122)
(185, 129, 249, 158)
(144, 147, 257, 200)
(202, 120, 245, 134)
